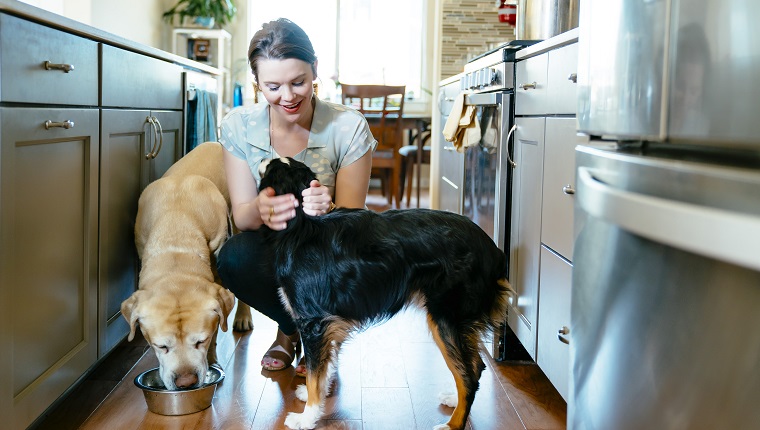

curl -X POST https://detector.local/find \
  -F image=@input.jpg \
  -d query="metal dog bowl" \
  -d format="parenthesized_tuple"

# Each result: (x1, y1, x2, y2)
(134, 365, 225, 415)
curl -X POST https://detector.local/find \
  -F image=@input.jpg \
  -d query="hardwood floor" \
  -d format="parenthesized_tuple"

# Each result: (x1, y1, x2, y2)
(30, 186, 567, 430)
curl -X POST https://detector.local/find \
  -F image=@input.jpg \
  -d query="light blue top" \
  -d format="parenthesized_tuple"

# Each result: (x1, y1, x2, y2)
(219, 97, 376, 196)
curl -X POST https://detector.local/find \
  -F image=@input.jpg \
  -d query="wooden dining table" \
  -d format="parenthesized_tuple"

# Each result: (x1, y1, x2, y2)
(364, 112, 432, 207)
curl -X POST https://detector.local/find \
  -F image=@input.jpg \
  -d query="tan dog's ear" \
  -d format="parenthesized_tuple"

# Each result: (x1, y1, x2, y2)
(215, 287, 236, 332)
(121, 291, 143, 341)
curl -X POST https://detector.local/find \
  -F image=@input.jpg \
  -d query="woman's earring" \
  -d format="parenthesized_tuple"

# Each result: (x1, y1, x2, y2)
(252, 82, 259, 104)
(313, 82, 319, 98)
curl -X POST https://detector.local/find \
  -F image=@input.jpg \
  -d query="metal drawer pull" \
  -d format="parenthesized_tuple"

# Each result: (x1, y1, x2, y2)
(520, 81, 537, 90)
(44, 120, 74, 129)
(151, 116, 164, 158)
(562, 184, 576, 195)
(558, 326, 570, 344)
(568, 73, 578, 83)
(43, 61, 75, 73)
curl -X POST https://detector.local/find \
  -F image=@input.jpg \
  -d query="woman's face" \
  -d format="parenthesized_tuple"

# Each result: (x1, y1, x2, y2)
(256, 58, 316, 126)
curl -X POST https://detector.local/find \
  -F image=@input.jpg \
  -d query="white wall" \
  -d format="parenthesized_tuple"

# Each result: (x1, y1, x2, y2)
(21, 0, 174, 50)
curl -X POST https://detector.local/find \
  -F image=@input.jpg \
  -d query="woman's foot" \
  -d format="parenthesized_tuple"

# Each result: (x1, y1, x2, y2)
(295, 356, 306, 377)
(261, 329, 300, 371)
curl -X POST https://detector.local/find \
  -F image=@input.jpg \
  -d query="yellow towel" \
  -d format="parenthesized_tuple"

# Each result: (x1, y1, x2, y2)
(442, 93, 481, 153)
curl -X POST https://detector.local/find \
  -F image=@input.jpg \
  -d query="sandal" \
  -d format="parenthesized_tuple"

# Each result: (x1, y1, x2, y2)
(261, 329, 301, 371)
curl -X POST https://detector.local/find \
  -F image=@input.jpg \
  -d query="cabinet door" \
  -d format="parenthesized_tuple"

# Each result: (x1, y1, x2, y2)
(547, 43, 579, 115)
(0, 14, 98, 106)
(98, 109, 151, 356)
(101, 44, 183, 110)
(439, 140, 464, 214)
(515, 53, 548, 116)
(149, 110, 183, 181)
(0, 107, 99, 430)
(537, 245, 571, 401)
(541, 117, 579, 260)
(508, 117, 545, 358)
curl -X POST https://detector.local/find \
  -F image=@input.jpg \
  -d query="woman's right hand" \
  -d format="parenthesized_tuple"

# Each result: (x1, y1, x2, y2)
(258, 187, 298, 231)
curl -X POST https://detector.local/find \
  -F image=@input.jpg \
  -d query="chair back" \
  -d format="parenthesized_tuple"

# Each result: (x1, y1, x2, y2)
(341, 84, 406, 152)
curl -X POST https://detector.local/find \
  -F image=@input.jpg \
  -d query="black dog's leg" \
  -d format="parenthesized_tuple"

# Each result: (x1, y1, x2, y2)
(284, 318, 344, 430)
(428, 316, 485, 430)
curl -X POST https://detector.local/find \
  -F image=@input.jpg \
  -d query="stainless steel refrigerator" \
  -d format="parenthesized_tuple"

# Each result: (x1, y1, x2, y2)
(571, 1, 760, 429)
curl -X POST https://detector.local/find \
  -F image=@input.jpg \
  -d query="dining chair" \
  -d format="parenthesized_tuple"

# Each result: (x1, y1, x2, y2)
(341, 84, 406, 207)
(398, 125, 431, 207)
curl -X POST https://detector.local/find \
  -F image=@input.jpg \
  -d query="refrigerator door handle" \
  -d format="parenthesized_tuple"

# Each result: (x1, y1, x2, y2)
(577, 167, 760, 272)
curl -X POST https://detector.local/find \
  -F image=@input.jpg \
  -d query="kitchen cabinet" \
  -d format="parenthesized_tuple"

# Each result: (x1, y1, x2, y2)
(508, 116, 545, 359)
(98, 109, 182, 356)
(0, 107, 100, 430)
(510, 32, 581, 400)
(172, 28, 231, 108)
(0, 9, 186, 429)
(437, 76, 464, 213)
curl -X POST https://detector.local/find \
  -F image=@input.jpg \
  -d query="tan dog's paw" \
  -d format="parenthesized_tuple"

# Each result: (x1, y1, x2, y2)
(233, 302, 254, 331)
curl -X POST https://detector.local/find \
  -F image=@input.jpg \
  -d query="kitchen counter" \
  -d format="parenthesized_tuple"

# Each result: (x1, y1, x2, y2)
(0, 0, 220, 76)
(516, 27, 579, 61)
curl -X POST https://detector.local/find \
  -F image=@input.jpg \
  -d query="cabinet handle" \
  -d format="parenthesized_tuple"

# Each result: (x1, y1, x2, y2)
(519, 81, 537, 90)
(557, 326, 570, 344)
(145, 117, 157, 159)
(562, 184, 575, 195)
(43, 61, 75, 73)
(443, 146, 457, 152)
(567, 73, 578, 83)
(504, 124, 517, 168)
(151, 116, 164, 159)
(44, 120, 74, 129)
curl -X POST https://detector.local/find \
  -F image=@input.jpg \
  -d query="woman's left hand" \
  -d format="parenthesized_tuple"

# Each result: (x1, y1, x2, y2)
(301, 180, 333, 216)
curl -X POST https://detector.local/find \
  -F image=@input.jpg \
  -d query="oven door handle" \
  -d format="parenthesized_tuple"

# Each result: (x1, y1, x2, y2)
(464, 92, 499, 106)
(577, 166, 760, 272)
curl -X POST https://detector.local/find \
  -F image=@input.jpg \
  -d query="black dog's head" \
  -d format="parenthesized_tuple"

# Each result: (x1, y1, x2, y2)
(258, 157, 317, 206)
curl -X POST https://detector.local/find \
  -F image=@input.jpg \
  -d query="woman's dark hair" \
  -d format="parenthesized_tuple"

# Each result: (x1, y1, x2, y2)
(248, 18, 318, 81)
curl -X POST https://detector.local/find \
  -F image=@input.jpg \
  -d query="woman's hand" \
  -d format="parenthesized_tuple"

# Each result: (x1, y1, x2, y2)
(301, 180, 334, 216)
(258, 187, 298, 231)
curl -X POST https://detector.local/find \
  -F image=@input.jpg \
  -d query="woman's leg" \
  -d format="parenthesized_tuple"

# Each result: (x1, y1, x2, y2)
(216, 231, 300, 370)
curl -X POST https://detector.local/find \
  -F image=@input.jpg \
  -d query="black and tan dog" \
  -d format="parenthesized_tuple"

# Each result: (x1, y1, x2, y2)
(258, 157, 510, 430)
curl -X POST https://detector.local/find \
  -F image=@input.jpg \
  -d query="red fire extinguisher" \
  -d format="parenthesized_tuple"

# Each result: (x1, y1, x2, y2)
(498, 0, 517, 26)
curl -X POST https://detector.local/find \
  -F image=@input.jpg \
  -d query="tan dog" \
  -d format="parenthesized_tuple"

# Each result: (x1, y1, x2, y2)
(121, 142, 252, 390)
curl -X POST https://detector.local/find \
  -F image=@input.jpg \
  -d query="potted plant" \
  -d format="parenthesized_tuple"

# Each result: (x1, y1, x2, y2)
(163, 0, 237, 29)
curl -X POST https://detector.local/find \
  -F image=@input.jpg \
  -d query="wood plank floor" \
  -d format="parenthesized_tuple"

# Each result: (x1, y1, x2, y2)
(30, 187, 567, 430)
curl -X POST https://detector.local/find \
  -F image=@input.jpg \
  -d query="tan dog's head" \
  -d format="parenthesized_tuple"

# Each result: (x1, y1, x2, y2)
(121, 280, 235, 389)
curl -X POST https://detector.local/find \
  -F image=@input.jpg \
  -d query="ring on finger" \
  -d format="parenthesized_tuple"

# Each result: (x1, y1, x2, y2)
(269, 206, 275, 222)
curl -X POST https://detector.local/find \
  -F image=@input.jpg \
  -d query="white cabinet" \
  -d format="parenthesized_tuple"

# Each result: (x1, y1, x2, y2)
(537, 245, 571, 401)
(437, 77, 464, 213)
(511, 35, 580, 400)
(508, 116, 545, 359)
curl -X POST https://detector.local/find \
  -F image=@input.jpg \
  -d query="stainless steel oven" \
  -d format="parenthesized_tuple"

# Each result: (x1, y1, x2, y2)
(461, 40, 539, 361)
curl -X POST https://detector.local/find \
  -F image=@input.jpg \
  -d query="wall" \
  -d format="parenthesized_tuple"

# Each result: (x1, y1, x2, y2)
(440, 0, 516, 80)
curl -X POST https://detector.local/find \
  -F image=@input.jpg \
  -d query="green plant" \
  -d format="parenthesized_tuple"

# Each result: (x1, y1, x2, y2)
(162, 0, 237, 28)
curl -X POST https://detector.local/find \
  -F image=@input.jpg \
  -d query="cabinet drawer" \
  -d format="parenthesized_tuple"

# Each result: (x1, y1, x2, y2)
(541, 117, 579, 260)
(537, 245, 571, 401)
(547, 43, 579, 115)
(101, 45, 183, 110)
(0, 14, 98, 105)
(515, 53, 548, 115)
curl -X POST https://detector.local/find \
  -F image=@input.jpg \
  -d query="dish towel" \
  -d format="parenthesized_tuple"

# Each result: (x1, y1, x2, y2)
(191, 89, 218, 149)
(442, 93, 481, 153)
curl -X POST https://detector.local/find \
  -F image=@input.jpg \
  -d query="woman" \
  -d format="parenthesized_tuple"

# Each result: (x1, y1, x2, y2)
(216, 18, 375, 376)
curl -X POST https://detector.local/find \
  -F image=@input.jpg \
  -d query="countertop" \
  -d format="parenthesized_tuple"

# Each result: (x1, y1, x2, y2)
(0, 0, 220, 75)
(515, 27, 579, 60)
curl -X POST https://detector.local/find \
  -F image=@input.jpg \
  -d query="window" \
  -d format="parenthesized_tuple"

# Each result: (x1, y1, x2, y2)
(248, 0, 427, 105)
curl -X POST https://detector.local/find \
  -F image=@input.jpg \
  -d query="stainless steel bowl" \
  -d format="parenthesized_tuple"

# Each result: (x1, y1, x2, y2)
(134, 365, 225, 415)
